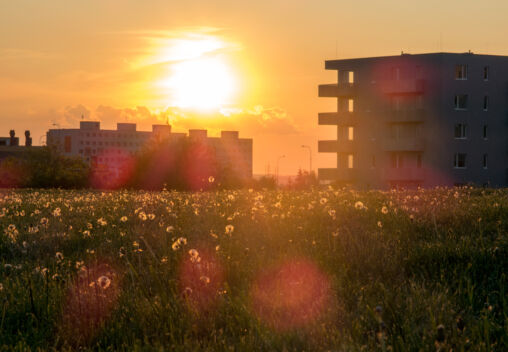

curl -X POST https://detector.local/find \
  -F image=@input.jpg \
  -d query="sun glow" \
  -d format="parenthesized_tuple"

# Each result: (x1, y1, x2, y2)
(154, 34, 239, 111)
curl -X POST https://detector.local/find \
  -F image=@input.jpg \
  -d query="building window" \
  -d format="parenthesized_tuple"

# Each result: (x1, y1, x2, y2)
(483, 96, 489, 111)
(348, 71, 355, 84)
(64, 136, 72, 153)
(483, 154, 488, 169)
(483, 125, 488, 139)
(454, 153, 466, 168)
(391, 153, 404, 168)
(454, 124, 467, 139)
(483, 66, 489, 81)
(348, 99, 354, 112)
(347, 154, 354, 168)
(417, 154, 422, 168)
(454, 95, 468, 110)
(455, 64, 468, 80)
(347, 126, 354, 141)
(416, 95, 424, 109)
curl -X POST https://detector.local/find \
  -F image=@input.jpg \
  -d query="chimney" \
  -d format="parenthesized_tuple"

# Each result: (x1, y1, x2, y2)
(25, 130, 32, 147)
(9, 130, 18, 146)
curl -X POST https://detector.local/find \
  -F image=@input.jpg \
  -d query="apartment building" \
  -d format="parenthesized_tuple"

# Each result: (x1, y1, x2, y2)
(318, 52, 508, 188)
(46, 121, 253, 179)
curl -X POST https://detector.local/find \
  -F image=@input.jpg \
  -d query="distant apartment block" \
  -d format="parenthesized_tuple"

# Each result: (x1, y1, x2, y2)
(46, 121, 253, 179)
(0, 130, 37, 161)
(318, 52, 508, 188)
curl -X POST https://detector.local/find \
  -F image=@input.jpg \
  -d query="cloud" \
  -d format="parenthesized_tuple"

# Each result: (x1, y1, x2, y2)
(51, 104, 299, 137)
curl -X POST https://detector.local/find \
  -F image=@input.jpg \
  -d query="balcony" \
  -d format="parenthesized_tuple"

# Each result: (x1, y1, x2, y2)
(383, 167, 424, 181)
(318, 140, 356, 153)
(318, 168, 356, 181)
(381, 79, 425, 94)
(388, 109, 426, 122)
(318, 83, 356, 97)
(383, 137, 424, 151)
(318, 112, 356, 125)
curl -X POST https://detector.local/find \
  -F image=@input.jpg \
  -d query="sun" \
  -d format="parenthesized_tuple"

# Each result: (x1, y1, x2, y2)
(152, 35, 239, 111)
(166, 56, 237, 111)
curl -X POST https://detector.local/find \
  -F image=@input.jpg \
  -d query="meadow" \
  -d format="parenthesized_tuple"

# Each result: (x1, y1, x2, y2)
(0, 187, 507, 351)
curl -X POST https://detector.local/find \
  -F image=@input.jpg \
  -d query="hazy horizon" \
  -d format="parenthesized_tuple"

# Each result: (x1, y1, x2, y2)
(2, 0, 508, 175)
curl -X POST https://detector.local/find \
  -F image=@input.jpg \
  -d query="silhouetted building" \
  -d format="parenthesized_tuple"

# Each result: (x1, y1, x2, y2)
(46, 121, 253, 179)
(0, 129, 40, 162)
(318, 52, 508, 188)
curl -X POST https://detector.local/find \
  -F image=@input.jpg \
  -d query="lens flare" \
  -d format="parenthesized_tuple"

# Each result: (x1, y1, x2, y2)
(250, 259, 331, 331)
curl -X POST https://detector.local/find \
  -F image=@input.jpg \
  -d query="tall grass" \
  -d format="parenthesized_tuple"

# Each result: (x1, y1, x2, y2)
(0, 187, 506, 350)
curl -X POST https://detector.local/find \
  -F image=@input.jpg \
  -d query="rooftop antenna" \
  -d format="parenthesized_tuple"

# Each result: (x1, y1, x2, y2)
(81, 114, 84, 120)
(439, 32, 443, 52)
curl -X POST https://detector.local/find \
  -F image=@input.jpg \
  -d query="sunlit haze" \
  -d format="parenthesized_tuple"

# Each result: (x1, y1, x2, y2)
(1, 0, 508, 175)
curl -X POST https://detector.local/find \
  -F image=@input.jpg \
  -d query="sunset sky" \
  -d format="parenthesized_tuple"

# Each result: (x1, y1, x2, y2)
(1, 0, 508, 175)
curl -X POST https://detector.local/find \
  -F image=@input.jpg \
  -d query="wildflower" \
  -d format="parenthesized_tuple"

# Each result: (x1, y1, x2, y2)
(161, 256, 168, 263)
(51, 273, 60, 281)
(166, 226, 174, 233)
(86, 222, 93, 229)
(208, 176, 215, 183)
(225, 224, 234, 236)
(75, 261, 84, 269)
(133, 241, 139, 248)
(188, 249, 201, 263)
(120, 216, 128, 222)
(97, 217, 107, 226)
(148, 213, 155, 220)
(40, 217, 49, 226)
(138, 212, 147, 221)
(320, 198, 328, 205)
(332, 230, 339, 237)
(381, 206, 388, 214)
(328, 209, 336, 218)
(55, 252, 64, 262)
(82, 230, 91, 237)
(52, 208, 61, 217)
(200, 276, 210, 284)
(182, 286, 193, 297)
(215, 245, 220, 251)
(4, 224, 18, 243)
(171, 237, 187, 251)
(97, 276, 111, 289)
(377, 221, 383, 228)
(354, 201, 364, 210)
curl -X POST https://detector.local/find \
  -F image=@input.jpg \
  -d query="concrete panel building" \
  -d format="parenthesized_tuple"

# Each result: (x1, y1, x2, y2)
(47, 121, 253, 179)
(318, 52, 508, 188)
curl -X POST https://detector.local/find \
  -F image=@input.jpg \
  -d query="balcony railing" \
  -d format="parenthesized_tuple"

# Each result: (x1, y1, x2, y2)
(318, 168, 356, 181)
(388, 109, 426, 122)
(318, 112, 356, 125)
(318, 83, 356, 97)
(381, 79, 425, 94)
(382, 167, 424, 181)
(383, 137, 424, 151)
(318, 140, 356, 153)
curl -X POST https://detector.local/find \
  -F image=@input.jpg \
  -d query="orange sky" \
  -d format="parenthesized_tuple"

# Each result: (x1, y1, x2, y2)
(1, 0, 508, 175)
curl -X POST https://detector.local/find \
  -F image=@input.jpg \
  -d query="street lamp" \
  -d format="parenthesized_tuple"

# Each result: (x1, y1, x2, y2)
(301, 145, 312, 174)
(276, 155, 285, 186)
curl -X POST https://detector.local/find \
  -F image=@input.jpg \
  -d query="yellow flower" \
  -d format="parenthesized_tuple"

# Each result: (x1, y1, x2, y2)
(55, 252, 64, 261)
(97, 275, 111, 289)
(188, 249, 201, 263)
(225, 224, 234, 236)
(381, 206, 388, 214)
(120, 216, 128, 223)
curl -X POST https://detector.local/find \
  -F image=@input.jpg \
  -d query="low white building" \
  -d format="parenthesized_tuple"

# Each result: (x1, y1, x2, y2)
(46, 121, 253, 180)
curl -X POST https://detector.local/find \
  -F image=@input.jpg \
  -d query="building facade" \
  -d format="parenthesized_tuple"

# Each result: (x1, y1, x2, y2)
(47, 121, 253, 179)
(318, 52, 508, 188)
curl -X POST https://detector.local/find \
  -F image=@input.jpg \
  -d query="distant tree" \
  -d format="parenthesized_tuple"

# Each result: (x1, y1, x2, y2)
(0, 157, 29, 188)
(253, 175, 277, 190)
(24, 146, 90, 188)
(291, 169, 318, 190)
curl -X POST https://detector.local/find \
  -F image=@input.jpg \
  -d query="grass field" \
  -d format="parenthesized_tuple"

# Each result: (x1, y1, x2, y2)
(0, 187, 507, 351)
